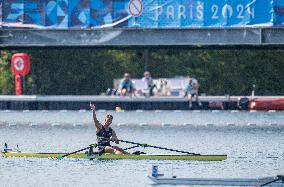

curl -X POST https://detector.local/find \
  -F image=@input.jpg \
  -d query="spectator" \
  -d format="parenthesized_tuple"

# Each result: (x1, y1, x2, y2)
(119, 73, 136, 96)
(184, 78, 202, 108)
(142, 71, 156, 97)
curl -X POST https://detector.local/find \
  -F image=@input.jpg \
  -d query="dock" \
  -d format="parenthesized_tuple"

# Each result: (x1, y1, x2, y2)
(0, 95, 281, 110)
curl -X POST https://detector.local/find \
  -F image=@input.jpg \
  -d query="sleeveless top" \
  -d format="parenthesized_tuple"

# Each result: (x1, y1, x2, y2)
(96, 126, 113, 147)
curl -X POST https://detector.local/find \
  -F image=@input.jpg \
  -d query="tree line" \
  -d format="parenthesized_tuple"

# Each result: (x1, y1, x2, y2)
(0, 49, 284, 95)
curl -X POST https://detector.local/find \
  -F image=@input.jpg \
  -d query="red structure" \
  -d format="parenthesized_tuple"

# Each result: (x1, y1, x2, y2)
(249, 98, 284, 111)
(11, 53, 30, 95)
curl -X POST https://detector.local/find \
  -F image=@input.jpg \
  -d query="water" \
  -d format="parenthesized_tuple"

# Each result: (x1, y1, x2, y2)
(0, 111, 284, 187)
(0, 110, 283, 127)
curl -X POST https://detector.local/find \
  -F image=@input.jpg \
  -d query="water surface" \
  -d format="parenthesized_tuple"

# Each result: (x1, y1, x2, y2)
(0, 127, 284, 186)
(0, 111, 283, 187)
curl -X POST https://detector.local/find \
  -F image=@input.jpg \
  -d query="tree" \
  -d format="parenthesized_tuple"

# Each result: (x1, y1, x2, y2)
(0, 51, 14, 94)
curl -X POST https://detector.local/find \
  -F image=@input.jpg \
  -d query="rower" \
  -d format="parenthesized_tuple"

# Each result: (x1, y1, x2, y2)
(151, 165, 164, 177)
(3, 143, 12, 152)
(90, 103, 128, 155)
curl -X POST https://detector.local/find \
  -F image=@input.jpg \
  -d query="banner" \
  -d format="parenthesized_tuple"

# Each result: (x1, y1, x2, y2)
(273, 0, 284, 25)
(1, 0, 284, 29)
(0, 0, 2, 27)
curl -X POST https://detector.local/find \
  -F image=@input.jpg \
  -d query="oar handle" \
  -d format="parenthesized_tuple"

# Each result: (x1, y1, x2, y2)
(119, 140, 199, 155)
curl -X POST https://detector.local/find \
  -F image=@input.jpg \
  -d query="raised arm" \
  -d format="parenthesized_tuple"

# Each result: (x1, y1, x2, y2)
(90, 103, 102, 132)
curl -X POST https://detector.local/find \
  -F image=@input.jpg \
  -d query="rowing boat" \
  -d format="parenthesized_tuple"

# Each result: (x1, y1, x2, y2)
(148, 176, 284, 186)
(1, 140, 227, 161)
(148, 166, 284, 186)
(1, 152, 227, 161)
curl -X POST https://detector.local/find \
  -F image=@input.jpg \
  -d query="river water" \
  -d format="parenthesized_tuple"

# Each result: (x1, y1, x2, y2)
(0, 110, 283, 127)
(0, 110, 283, 187)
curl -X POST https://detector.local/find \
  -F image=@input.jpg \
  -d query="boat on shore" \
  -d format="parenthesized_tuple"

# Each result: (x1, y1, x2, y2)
(0, 152, 227, 161)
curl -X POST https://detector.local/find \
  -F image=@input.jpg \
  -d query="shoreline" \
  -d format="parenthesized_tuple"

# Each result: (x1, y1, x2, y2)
(0, 95, 283, 110)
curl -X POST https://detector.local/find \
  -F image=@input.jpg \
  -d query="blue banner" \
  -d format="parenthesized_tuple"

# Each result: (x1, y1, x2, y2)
(273, 0, 284, 25)
(0, 0, 2, 26)
(1, 0, 284, 28)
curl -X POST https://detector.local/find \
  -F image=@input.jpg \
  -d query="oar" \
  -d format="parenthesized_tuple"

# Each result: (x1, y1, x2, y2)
(260, 175, 284, 186)
(55, 144, 97, 160)
(123, 145, 140, 150)
(119, 140, 199, 155)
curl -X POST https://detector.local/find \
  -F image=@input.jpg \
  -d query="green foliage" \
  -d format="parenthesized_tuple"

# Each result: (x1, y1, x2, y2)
(25, 49, 137, 94)
(0, 51, 14, 94)
(0, 49, 284, 95)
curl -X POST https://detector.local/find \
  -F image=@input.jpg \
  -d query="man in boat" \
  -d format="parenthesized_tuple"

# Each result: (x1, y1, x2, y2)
(90, 103, 128, 155)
